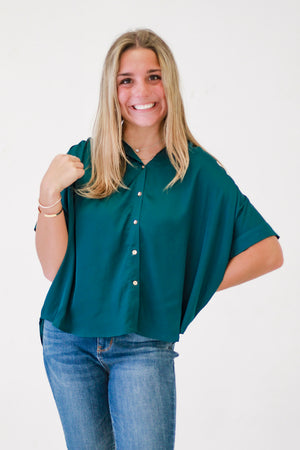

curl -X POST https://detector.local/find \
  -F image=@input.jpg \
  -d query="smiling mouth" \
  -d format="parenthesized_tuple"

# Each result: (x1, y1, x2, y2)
(132, 103, 156, 110)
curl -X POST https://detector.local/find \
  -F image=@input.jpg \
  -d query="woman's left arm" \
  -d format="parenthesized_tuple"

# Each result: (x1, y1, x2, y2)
(217, 236, 283, 291)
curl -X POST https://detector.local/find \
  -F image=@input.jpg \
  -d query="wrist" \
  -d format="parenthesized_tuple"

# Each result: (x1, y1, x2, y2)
(39, 197, 62, 210)
(39, 180, 61, 205)
(38, 204, 63, 217)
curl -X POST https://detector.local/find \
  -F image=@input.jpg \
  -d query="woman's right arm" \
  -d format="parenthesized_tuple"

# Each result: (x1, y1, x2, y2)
(35, 154, 85, 281)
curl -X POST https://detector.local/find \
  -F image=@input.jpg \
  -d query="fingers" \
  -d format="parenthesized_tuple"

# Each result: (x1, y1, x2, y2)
(56, 154, 82, 163)
(41, 153, 86, 194)
(54, 154, 84, 170)
(65, 154, 82, 162)
(65, 155, 84, 169)
(75, 167, 85, 179)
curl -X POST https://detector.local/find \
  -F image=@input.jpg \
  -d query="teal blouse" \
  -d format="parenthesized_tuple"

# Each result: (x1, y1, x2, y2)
(39, 139, 278, 342)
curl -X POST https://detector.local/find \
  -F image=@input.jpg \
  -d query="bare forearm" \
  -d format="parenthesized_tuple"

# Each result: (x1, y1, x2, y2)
(35, 214, 68, 281)
(217, 236, 283, 291)
(35, 191, 68, 281)
(35, 153, 85, 281)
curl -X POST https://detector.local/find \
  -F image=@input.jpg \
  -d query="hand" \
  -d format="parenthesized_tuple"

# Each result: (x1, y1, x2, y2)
(40, 154, 85, 203)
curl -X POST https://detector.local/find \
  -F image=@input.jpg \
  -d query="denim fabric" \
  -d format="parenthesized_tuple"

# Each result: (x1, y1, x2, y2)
(42, 320, 179, 450)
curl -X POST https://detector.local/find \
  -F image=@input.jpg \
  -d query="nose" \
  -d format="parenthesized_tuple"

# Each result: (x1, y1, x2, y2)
(133, 79, 150, 97)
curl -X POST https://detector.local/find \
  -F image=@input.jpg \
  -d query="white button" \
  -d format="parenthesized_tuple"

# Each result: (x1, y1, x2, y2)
(142, 165, 145, 169)
(133, 220, 138, 225)
(132, 250, 137, 255)
(133, 280, 138, 286)
(137, 191, 142, 196)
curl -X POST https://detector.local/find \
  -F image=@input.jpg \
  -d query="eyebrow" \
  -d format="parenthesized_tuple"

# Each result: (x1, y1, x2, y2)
(117, 69, 161, 77)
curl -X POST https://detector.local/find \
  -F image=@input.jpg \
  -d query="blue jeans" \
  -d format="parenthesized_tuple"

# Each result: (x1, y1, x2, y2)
(42, 320, 179, 449)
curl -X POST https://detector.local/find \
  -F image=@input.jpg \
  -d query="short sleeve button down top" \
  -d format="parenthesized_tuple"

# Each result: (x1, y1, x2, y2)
(40, 139, 278, 342)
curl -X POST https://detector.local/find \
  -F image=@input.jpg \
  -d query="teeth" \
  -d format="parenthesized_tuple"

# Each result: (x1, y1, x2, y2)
(133, 103, 155, 110)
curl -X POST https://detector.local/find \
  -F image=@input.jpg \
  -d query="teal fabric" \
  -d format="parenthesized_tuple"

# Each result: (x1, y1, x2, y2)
(40, 139, 279, 342)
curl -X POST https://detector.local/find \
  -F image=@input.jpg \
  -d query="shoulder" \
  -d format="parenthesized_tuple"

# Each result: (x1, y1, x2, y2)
(188, 142, 237, 196)
(188, 141, 222, 173)
(67, 138, 91, 163)
(67, 138, 92, 188)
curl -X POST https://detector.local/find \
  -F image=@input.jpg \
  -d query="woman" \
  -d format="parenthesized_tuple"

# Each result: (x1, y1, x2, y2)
(35, 29, 283, 450)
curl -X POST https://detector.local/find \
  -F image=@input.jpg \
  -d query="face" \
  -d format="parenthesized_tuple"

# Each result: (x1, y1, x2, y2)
(117, 48, 167, 133)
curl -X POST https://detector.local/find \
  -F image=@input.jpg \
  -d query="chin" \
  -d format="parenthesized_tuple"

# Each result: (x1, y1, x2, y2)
(125, 116, 165, 130)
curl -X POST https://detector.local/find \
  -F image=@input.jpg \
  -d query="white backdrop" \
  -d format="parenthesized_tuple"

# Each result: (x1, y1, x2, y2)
(1, 0, 299, 448)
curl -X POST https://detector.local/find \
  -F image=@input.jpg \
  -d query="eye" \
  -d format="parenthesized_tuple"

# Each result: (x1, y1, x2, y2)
(149, 74, 161, 81)
(119, 78, 132, 85)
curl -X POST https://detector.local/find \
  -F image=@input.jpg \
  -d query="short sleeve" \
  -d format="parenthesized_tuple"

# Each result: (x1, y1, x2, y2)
(230, 192, 279, 259)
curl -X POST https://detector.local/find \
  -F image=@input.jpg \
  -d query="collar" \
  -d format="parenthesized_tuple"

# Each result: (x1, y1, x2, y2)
(122, 140, 168, 166)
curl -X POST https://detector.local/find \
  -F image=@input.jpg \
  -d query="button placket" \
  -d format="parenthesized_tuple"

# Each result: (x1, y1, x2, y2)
(130, 165, 146, 291)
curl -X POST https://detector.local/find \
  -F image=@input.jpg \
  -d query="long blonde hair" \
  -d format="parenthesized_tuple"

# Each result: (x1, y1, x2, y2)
(77, 29, 201, 199)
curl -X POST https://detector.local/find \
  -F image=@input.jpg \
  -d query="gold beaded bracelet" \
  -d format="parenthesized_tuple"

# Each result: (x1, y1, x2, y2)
(38, 206, 63, 218)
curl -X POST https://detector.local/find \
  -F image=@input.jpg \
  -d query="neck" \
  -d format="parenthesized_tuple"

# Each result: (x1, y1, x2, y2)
(123, 124, 165, 151)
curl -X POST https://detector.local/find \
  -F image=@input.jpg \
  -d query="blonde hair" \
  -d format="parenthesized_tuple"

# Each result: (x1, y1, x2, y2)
(77, 29, 201, 199)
